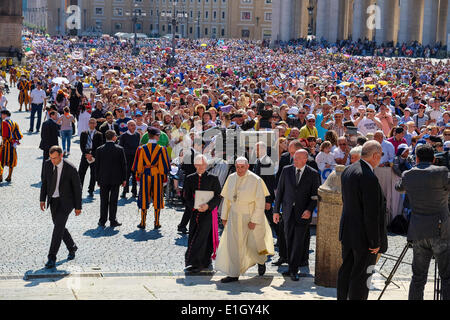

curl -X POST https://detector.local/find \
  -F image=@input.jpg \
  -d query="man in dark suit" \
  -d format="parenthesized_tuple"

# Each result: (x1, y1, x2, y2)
(39, 110, 60, 162)
(79, 118, 104, 197)
(337, 140, 388, 300)
(273, 140, 303, 267)
(95, 130, 127, 228)
(395, 144, 450, 300)
(99, 112, 120, 139)
(40, 146, 82, 269)
(274, 149, 321, 281)
(118, 120, 140, 198)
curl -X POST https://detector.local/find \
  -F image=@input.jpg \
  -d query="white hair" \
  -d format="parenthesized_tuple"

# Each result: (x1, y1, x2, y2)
(349, 146, 362, 156)
(194, 154, 208, 165)
(361, 141, 382, 158)
(235, 156, 249, 164)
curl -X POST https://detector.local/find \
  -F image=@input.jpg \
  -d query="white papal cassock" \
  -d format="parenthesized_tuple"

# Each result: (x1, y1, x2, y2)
(215, 170, 275, 277)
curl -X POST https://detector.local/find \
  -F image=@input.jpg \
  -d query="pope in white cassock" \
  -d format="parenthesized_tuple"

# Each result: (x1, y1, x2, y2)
(215, 157, 275, 283)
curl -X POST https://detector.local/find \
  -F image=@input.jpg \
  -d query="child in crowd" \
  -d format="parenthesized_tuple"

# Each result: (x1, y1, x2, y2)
(315, 141, 336, 183)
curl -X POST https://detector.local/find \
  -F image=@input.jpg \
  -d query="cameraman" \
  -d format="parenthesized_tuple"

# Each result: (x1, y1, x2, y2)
(395, 144, 450, 300)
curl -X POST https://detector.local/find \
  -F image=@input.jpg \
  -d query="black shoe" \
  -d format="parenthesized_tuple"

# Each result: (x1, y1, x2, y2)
(67, 246, 78, 261)
(0, 176, 2, 182)
(271, 258, 287, 266)
(137, 224, 146, 229)
(110, 221, 122, 227)
(291, 273, 300, 281)
(177, 226, 188, 234)
(131, 192, 137, 198)
(5, 177, 11, 182)
(45, 259, 56, 269)
(300, 260, 309, 267)
(258, 263, 266, 276)
(87, 192, 94, 198)
(221, 276, 239, 283)
(98, 222, 106, 228)
(120, 192, 127, 198)
(154, 224, 161, 230)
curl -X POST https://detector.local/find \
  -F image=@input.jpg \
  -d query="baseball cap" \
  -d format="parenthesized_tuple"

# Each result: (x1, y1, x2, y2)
(306, 114, 315, 121)
(288, 107, 299, 115)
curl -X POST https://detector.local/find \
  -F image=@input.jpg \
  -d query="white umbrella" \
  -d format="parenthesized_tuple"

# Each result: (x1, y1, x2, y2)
(52, 77, 69, 85)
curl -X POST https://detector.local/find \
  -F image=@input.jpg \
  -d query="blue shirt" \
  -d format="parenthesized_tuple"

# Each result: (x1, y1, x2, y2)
(316, 113, 330, 140)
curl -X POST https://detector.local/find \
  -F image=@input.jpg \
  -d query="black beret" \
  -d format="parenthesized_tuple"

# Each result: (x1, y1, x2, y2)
(147, 127, 161, 136)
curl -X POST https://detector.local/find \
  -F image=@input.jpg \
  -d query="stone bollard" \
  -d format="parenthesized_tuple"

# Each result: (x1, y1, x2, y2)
(314, 165, 345, 288)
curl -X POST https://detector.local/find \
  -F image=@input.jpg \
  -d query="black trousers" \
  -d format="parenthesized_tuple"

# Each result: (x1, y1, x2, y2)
(99, 184, 120, 224)
(277, 216, 288, 260)
(337, 244, 378, 300)
(284, 217, 309, 274)
(48, 198, 75, 261)
(124, 154, 137, 194)
(79, 156, 96, 193)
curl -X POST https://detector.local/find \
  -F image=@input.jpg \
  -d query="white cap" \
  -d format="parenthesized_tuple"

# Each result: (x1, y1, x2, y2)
(235, 156, 248, 164)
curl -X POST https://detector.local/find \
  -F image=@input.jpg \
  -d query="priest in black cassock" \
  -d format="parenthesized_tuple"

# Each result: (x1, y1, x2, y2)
(184, 154, 222, 273)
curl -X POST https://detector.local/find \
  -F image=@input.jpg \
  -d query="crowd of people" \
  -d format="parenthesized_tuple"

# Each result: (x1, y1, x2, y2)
(1, 31, 450, 293)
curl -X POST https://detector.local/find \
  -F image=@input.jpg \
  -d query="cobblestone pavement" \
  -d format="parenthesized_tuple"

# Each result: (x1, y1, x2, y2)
(0, 82, 434, 287)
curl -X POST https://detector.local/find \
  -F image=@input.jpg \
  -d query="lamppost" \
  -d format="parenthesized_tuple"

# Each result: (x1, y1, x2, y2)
(125, 5, 147, 56)
(160, 3, 187, 67)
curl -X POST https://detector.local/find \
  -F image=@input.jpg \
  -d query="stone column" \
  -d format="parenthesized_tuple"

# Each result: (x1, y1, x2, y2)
(422, 0, 439, 46)
(338, 0, 351, 40)
(292, 0, 309, 39)
(436, 0, 448, 44)
(353, 0, 376, 41)
(280, 0, 292, 41)
(271, 0, 282, 44)
(398, 0, 425, 44)
(315, 0, 330, 41)
(328, 0, 340, 42)
(376, 0, 399, 44)
(0, 0, 23, 57)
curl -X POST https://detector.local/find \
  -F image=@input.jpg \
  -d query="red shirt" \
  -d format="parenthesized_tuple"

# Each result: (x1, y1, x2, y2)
(387, 137, 407, 154)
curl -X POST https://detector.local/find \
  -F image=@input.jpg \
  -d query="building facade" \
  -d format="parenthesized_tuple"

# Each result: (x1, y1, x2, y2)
(228, 0, 273, 41)
(23, 0, 48, 32)
(272, 0, 450, 48)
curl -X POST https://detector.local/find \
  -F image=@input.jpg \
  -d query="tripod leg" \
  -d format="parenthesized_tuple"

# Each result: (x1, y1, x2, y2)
(378, 243, 411, 300)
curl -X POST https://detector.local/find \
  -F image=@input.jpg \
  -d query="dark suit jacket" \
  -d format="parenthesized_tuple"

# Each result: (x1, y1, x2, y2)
(183, 171, 222, 212)
(39, 119, 60, 151)
(395, 162, 450, 241)
(40, 159, 82, 212)
(339, 160, 388, 253)
(274, 164, 320, 224)
(276, 151, 318, 187)
(79, 130, 104, 156)
(99, 121, 120, 137)
(253, 155, 276, 203)
(95, 141, 127, 186)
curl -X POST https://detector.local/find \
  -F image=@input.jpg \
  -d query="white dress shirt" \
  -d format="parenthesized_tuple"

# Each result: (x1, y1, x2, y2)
(52, 160, 64, 198)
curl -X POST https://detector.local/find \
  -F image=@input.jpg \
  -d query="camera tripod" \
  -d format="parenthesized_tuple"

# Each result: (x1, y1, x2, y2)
(378, 241, 441, 300)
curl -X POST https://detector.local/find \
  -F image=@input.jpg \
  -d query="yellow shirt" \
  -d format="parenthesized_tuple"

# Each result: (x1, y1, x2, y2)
(299, 125, 318, 139)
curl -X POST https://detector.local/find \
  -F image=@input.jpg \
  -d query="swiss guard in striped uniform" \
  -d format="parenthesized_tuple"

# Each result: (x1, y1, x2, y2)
(0, 110, 23, 182)
(17, 75, 31, 112)
(132, 127, 170, 230)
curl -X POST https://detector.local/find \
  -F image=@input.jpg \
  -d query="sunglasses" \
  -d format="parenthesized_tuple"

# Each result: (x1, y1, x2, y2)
(308, 120, 315, 122)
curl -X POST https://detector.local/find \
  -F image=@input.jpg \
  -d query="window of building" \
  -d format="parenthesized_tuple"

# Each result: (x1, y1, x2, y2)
(136, 23, 142, 31)
(113, 7, 123, 16)
(264, 12, 271, 21)
(221, 28, 225, 36)
(263, 29, 271, 39)
(162, 25, 165, 31)
(265, 0, 272, 3)
(213, 11, 216, 19)
(222, 11, 225, 20)
(205, 11, 208, 19)
(94, 7, 104, 16)
(95, 20, 103, 31)
(241, 0, 252, 4)
(205, 27, 208, 35)
(241, 29, 250, 37)
(190, 26, 193, 34)
(241, 11, 251, 21)
(115, 23, 122, 30)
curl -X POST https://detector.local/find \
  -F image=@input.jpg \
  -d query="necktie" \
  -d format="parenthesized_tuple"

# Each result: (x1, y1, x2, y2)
(50, 165, 58, 196)
(296, 169, 301, 185)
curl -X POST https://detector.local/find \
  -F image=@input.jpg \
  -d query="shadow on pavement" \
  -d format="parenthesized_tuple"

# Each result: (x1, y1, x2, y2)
(118, 197, 135, 207)
(214, 275, 275, 295)
(174, 235, 188, 247)
(176, 273, 215, 286)
(83, 226, 120, 238)
(272, 276, 337, 299)
(30, 182, 42, 188)
(123, 229, 162, 242)
(23, 268, 70, 287)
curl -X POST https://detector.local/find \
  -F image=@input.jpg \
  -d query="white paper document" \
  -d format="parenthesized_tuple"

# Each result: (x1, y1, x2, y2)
(194, 190, 214, 209)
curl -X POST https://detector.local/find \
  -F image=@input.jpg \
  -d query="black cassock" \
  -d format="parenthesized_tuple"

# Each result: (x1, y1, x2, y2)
(183, 171, 222, 268)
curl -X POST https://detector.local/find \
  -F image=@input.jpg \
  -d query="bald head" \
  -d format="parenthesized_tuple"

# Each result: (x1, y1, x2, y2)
(293, 149, 308, 169)
(373, 131, 384, 144)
